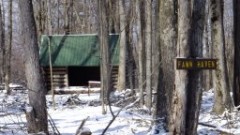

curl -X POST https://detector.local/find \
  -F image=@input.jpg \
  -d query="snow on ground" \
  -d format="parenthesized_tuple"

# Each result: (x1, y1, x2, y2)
(0, 87, 240, 135)
(46, 92, 158, 135)
(198, 89, 240, 135)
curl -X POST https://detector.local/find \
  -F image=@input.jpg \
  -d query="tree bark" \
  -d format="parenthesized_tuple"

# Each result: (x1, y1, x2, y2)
(1, 0, 5, 86)
(136, 0, 145, 106)
(224, 0, 234, 94)
(157, 0, 177, 129)
(202, 0, 211, 91)
(145, 0, 152, 111)
(64, 0, 70, 34)
(47, 0, 52, 35)
(0, 4, 4, 84)
(18, 0, 48, 133)
(186, 1, 206, 134)
(170, 0, 191, 134)
(125, 0, 136, 90)
(98, 0, 111, 114)
(34, 0, 47, 36)
(117, 0, 127, 91)
(4, 0, 12, 94)
(233, 0, 240, 106)
(211, 0, 233, 114)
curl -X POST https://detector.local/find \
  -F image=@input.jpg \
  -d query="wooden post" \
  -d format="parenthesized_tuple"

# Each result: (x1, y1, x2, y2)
(48, 36, 55, 108)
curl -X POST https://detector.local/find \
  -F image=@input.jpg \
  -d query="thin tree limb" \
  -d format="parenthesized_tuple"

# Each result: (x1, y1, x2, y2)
(102, 97, 140, 134)
(198, 122, 234, 135)
(75, 116, 89, 135)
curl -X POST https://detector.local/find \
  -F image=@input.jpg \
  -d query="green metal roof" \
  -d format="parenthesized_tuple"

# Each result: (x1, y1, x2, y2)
(39, 34, 119, 66)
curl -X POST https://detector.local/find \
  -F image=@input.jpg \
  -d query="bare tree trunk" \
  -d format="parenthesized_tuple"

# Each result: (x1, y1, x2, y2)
(136, 0, 144, 106)
(233, 0, 240, 106)
(125, 0, 136, 90)
(0, 3, 3, 84)
(208, 2, 214, 89)
(5, 0, 12, 94)
(35, 0, 47, 36)
(47, 0, 52, 34)
(47, 0, 55, 108)
(158, 0, 177, 129)
(1, 0, 5, 86)
(18, 0, 48, 133)
(202, 0, 211, 91)
(64, 0, 70, 34)
(186, 1, 206, 134)
(170, 0, 191, 134)
(211, 0, 233, 114)
(57, 0, 60, 34)
(151, 0, 159, 93)
(224, 0, 234, 94)
(105, 0, 120, 34)
(117, 0, 126, 91)
(98, 0, 111, 114)
(145, 0, 152, 111)
(69, 0, 74, 33)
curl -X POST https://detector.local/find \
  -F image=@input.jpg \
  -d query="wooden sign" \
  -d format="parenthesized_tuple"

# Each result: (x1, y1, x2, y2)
(176, 58, 217, 70)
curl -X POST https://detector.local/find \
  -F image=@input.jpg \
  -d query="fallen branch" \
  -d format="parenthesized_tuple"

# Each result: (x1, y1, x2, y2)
(198, 122, 216, 128)
(132, 116, 164, 123)
(125, 98, 140, 109)
(75, 116, 89, 135)
(102, 97, 140, 134)
(114, 95, 136, 106)
(101, 107, 123, 135)
(48, 112, 60, 135)
(198, 122, 234, 135)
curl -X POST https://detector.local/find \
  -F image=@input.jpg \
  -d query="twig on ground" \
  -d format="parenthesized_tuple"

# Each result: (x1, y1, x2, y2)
(125, 98, 140, 109)
(101, 107, 123, 135)
(114, 96, 136, 106)
(132, 116, 164, 123)
(107, 92, 115, 118)
(48, 112, 60, 135)
(102, 97, 140, 134)
(75, 116, 90, 135)
(199, 122, 234, 135)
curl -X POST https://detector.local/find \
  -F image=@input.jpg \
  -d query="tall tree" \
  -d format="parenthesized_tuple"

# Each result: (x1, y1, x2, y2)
(5, 0, 13, 94)
(136, 0, 145, 106)
(18, 0, 48, 133)
(224, 0, 234, 93)
(64, 0, 70, 33)
(170, 0, 191, 134)
(34, 0, 47, 36)
(211, 0, 232, 114)
(157, 0, 177, 129)
(47, 0, 52, 34)
(233, 0, 240, 106)
(171, 1, 207, 134)
(98, 0, 111, 114)
(47, 0, 55, 108)
(108, 0, 119, 33)
(186, 0, 206, 134)
(125, 0, 136, 90)
(117, 0, 127, 91)
(202, 0, 211, 91)
(1, 0, 5, 86)
(145, 0, 152, 111)
(0, 3, 4, 84)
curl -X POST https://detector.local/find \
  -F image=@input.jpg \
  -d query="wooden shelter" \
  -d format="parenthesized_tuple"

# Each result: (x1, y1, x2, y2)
(39, 34, 119, 90)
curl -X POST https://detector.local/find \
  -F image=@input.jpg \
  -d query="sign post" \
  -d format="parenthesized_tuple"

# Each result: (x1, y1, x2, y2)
(176, 58, 217, 70)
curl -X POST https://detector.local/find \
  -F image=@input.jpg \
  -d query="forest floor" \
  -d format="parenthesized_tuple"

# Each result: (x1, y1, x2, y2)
(0, 85, 240, 135)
